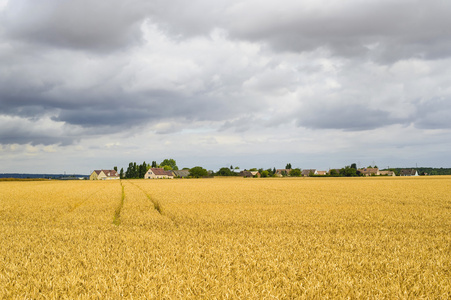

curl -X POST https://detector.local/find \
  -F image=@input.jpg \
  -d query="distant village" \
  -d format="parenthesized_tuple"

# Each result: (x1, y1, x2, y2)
(89, 160, 422, 180)
(5, 161, 440, 180)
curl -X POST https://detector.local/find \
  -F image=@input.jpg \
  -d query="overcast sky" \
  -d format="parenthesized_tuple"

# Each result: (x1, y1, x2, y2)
(1, 0, 451, 173)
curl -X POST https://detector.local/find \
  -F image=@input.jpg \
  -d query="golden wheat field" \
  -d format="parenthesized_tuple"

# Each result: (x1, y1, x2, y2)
(0, 176, 450, 299)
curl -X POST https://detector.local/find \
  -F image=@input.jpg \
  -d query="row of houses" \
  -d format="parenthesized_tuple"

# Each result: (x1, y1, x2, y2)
(275, 168, 419, 177)
(90, 168, 420, 180)
(221, 167, 420, 177)
(354, 168, 419, 176)
(134, 168, 258, 179)
(90, 168, 262, 180)
(89, 168, 192, 180)
(274, 169, 327, 176)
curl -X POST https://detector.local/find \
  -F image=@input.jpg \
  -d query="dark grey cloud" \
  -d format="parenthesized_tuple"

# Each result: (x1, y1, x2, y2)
(0, 115, 77, 146)
(142, 0, 451, 62)
(2, 0, 148, 52)
(296, 103, 402, 131)
(51, 106, 150, 128)
(0, 77, 264, 144)
(0, 79, 62, 119)
(0, 129, 75, 146)
(3, 0, 451, 61)
(414, 97, 451, 129)
(47, 87, 260, 128)
(244, 1, 451, 62)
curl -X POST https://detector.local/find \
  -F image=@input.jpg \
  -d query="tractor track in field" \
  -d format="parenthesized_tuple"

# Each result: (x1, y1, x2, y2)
(125, 181, 183, 226)
(112, 180, 125, 226)
(69, 186, 106, 213)
(52, 186, 106, 222)
(126, 181, 165, 215)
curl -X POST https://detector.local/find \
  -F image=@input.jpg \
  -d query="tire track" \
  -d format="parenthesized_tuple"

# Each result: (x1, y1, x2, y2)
(52, 186, 106, 222)
(112, 180, 125, 226)
(68, 186, 106, 213)
(127, 181, 164, 215)
(122, 181, 182, 227)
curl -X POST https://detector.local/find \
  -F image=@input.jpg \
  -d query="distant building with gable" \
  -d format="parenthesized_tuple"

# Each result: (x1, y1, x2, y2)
(239, 170, 260, 178)
(400, 169, 419, 176)
(145, 168, 174, 179)
(90, 170, 120, 180)
(358, 168, 380, 176)
(301, 169, 317, 177)
(275, 169, 291, 177)
(250, 171, 261, 178)
(172, 170, 190, 178)
(379, 170, 396, 176)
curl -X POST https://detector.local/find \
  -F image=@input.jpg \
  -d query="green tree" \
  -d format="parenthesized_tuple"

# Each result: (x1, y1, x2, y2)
(151, 161, 157, 168)
(125, 161, 150, 178)
(138, 161, 147, 178)
(286, 163, 292, 169)
(261, 170, 269, 177)
(329, 169, 339, 177)
(351, 163, 357, 170)
(114, 166, 118, 172)
(160, 158, 178, 170)
(289, 168, 301, 177)
(119, 168, 124, 179)
(189, 166, 208, 178)
(340, 166, 358, 177)
(125, 162, 134, 178)
(217, 167, 235, 176)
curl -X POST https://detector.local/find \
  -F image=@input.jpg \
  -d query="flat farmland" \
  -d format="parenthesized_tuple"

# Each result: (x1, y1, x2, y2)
(1, 177, 450, 298)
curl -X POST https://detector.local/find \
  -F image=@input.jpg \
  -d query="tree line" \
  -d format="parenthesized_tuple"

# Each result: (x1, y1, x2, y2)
(389, 167, 451, 176)
(114, 161, 365, 179)
(215, 163, 362, 177)
(113, 159, 451, 179)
